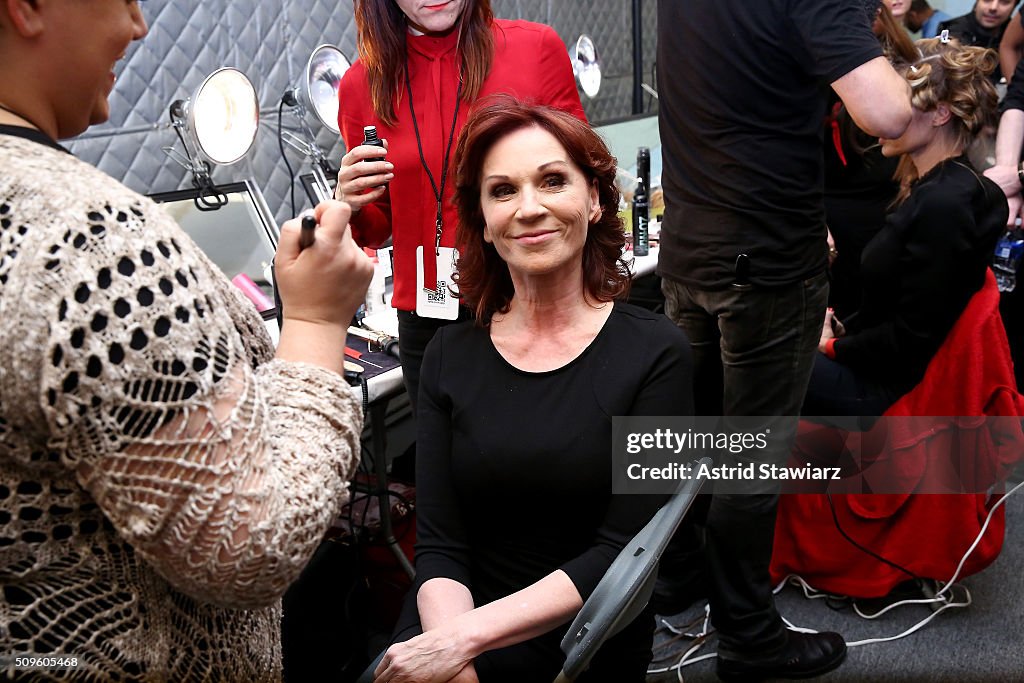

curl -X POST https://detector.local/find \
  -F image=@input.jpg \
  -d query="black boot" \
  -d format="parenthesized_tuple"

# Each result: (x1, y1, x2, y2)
(716, 630, 847, 682)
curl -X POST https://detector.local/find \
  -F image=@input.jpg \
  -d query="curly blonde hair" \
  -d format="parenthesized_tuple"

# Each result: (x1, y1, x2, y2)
(892, 37, 999, 203)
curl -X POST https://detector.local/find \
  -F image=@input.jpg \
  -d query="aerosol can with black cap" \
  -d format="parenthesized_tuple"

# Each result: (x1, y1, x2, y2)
(632, 146, 650, 257)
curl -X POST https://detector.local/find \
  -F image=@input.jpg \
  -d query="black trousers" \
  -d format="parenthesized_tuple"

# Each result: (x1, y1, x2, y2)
(662, 272, 829, 653)
(803, 353, 904, 420)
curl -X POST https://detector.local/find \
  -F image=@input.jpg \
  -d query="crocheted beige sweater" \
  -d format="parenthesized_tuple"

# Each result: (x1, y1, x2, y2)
(0, 134, 362, 681)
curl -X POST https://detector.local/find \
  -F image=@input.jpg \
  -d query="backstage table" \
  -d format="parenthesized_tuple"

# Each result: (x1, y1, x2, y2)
(342, 326, 414, 580)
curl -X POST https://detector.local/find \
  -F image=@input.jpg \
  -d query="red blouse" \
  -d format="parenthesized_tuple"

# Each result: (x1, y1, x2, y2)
(338, 19, 586, 312)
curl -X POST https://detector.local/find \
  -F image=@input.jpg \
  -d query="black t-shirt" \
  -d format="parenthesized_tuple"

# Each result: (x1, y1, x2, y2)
(824, 98, 901, 317)
(656, 0, 882, 288)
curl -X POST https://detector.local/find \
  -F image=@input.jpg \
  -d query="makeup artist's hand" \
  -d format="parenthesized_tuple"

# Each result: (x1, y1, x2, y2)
(274, 200, 372, 373)
(336, 139, 393, 213)
(276, 200, 373, 328)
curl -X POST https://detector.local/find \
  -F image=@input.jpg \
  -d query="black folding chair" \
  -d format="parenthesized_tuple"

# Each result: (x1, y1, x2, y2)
(554, 459, 711, 683)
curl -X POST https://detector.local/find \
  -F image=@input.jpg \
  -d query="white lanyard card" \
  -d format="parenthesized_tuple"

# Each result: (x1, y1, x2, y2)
(415, 246, 460, 320)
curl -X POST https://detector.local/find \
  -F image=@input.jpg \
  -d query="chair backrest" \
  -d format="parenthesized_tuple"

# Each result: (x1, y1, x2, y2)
(556, 459, 711, 682)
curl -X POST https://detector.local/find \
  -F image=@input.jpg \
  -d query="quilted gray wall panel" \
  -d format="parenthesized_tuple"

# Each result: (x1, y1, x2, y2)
(492, 0, 659, 125)
(67, 0, 656, 228)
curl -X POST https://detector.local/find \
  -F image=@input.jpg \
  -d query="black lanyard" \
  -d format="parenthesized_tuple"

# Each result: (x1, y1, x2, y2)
(0, 103, 66, 152)
(405, 62, 463, 255)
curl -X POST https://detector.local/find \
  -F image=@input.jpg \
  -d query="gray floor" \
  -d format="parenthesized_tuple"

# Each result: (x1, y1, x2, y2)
(648, 485, 1024, 682)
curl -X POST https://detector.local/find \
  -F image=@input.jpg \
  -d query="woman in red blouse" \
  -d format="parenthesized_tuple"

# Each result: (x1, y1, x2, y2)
(336, 0, 585, 412)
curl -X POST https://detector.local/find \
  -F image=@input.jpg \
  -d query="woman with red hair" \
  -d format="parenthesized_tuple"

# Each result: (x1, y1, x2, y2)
(369, 98, 693, 683)
(336, 0, 585, 414)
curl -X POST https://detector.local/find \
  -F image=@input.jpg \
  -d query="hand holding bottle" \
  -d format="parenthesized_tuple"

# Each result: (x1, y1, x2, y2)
(335, 126, 393, 213)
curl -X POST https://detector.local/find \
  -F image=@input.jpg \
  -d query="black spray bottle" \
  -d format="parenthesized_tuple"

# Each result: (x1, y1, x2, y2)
(632, 177, 649, 256)
(362, 125, 385, 162)
(637, 146, 650, 195)
(633, 146, 650, 256)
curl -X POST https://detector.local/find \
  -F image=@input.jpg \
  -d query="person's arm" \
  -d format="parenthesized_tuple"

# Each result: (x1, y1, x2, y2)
(376, 571, 583, 683)
(32, 199, 372, 610)
(993, 109, 1024, 173)
(276, 201, 375, 370)
(374, 330, 479, 682)
(337, 73, 394, 248)
(1001, 13, 1024, 82)
(831, 56, 913, 139)
(409, 328, 476, 604)
(984, 100, 1024, 225)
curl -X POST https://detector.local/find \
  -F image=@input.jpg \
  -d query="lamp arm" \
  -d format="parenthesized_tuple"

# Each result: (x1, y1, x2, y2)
(316, 155, 338, 179)
(296, 110, 337, 176)
(280, 129, 317, 157)
(161, 145, 196, 172)
(280, 125, 338, 178)
(165, 100, 218, 188)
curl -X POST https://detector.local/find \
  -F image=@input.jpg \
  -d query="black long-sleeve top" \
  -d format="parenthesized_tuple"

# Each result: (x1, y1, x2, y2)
(833, 156, 1006, 393)
(411, 302, 693, 667)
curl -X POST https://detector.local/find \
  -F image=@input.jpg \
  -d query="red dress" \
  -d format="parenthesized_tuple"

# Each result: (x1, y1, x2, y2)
(338, 20, 586, 312)
(771, 270, 1024, 597)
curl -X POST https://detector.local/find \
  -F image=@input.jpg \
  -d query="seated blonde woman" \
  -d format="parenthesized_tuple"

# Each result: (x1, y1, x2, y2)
(805, 36, 1006, 418)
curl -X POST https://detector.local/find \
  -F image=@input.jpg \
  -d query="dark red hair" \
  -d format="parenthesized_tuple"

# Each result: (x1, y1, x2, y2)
(353, 0, 494, 126)
(453, 96, 629, 324)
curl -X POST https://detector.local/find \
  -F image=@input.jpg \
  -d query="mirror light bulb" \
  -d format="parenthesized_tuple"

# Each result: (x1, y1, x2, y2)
(193, 68, 259, 165)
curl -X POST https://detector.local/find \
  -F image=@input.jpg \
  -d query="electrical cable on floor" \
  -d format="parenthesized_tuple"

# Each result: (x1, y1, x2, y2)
(646, 638, 717, 678)
(845, 586, 971, 647)
(650, 613, 711, 662)
(648, 631, 691, 660)
(851, 584, 948, 620)
(647, 604, 716, 676)
(934, 477, 1024, 598)
(647, 475, 1023, 675)
(776, 477, 1021, 645)
(658, 611, 710, 639)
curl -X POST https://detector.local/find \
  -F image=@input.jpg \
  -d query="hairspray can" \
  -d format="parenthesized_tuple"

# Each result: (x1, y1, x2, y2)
(637, 146, 650, 196)
(632, 177, 649, 256)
